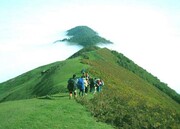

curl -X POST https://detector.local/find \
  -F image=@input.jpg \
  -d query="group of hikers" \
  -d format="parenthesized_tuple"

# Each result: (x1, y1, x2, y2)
(67, 69, 104, 99)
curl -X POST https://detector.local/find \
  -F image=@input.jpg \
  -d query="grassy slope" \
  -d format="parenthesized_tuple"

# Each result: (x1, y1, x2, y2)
(0, 47, 180, 128)
(79, 48, 180, 128)
(87, 48, 180, 110)
(0, 93, 113, 129)
(0, 57, 89, 102)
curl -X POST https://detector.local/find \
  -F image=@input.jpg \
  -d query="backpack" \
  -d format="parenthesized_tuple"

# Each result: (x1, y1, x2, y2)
(89, 78, 94, 86)
(67, 78, 76, 90)
(95, 79, 100, 86)
(77, 78, 84, 90)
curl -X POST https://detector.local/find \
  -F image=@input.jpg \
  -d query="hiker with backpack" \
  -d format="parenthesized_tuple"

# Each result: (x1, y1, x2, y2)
(94, 78, 100, 93)
(67, 74, 77, 99)
(89, 77, 95, 93)
(99, 79, 104, 92)
(94, 78, 104, 93)
(84, 78, 89, 95)
(77, 76, 85, 96)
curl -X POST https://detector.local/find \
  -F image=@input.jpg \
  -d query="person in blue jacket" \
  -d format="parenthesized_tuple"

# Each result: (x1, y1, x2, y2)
(77, 76, 85, 96)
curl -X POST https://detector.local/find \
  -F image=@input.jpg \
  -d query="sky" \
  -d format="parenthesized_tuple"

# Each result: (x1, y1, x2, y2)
(0, 0, 180, 93)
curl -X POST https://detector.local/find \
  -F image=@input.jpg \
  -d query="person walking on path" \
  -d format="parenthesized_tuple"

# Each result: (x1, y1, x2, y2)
(67, 74, 77, 99)
(84, 78, 89, 95)
(99, 79, 104, 92)
(77, 76, 85, 96)
(89, 77, 95, 93)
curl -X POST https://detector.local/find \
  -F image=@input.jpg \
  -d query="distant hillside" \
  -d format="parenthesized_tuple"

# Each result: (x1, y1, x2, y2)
(0, 47, 179, 128)
(55, 26, 112, 47)
(111, 50, 180, 103)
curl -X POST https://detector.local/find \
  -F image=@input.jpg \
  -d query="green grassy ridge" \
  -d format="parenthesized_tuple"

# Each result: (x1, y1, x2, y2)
(0, 57, 89, 102)
(0, 93, 113, 129)
(83, 48, 180, 109)
(77, 48, 180, 128)
(0, 46, 179, 107)
(111, 50, 180, 103)
(0, 61, 61, 102)
(1, 47, 180, 128)
(68, 46, 100, 59)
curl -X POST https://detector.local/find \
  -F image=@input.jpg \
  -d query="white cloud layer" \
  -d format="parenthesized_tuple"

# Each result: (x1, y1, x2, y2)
(0, 0, 180, 93)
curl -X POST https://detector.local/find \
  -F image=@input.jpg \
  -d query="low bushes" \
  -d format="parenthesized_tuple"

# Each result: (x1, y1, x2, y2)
(77, 88, 180, 129)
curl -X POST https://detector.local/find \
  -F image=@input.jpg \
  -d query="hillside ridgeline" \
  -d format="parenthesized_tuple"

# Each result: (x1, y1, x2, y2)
(0, 47, 179, 128)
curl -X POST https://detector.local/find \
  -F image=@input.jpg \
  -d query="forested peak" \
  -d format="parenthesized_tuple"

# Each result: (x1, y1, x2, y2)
(67, 26, 97, 36)
(55, 26, 112, 47)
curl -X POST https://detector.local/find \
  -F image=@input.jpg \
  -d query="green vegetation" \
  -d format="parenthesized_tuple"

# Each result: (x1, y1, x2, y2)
(111, 50, 180, 104)
(57, 26, 112, 47)
(76, 48, 180, 128)
(81, 90, 180, 129)
(68, 46, 100, 59)
(0, 58, 89, 102)
(0, 47, 180, 128)
(0, 93, 113, 129)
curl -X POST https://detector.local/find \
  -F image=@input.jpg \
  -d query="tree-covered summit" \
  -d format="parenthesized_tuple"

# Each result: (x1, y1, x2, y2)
(67, 26, 97, 37)
(56, 26, 112, 47)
